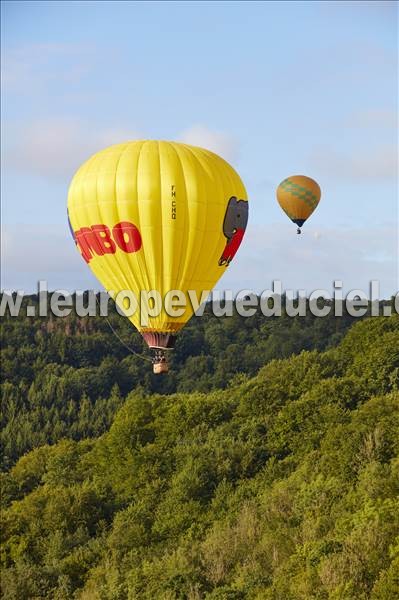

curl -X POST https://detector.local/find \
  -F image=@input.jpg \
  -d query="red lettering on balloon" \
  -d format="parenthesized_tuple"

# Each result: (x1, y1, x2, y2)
(112, 221, 142, 252)
(75, 227, 101, 263)
(91, 224, 116, 255)
(73, 221, 142, 263)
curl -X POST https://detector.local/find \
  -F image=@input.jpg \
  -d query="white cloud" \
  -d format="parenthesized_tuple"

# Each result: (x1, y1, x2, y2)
(179, 125, 239, 162)
(1, 221, 397, 297)
(220, 223, 398, 298)
(2, 120, 240, 181)
(346, 109, 397, 129)
(308, 144, 398, 181)
(1, 43, 95, 94)
(2, 118, 140, 180)
(1, 224, 99, 292)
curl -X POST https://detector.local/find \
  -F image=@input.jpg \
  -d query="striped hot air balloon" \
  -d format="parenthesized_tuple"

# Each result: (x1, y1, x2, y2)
(276, 175, 321, 234)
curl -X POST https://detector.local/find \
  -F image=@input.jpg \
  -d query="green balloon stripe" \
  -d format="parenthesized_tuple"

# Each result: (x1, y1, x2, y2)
(280, 179, 318, 209)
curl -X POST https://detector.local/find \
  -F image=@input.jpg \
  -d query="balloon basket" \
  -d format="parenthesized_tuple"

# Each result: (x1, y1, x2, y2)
(153, 349, 169, 374)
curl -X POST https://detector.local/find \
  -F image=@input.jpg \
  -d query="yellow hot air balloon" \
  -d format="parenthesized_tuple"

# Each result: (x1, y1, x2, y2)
(276, 175, 321, 234)
(67, 140, 248, 372)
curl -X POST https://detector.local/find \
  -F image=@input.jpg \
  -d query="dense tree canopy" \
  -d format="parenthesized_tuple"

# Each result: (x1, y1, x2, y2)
(1, 294, 361, 469)
(1, 308, 398, 599)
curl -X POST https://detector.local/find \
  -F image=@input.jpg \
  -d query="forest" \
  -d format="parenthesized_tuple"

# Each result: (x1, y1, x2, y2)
(1, 297, 398, 599)
(1, 294, 365, 470)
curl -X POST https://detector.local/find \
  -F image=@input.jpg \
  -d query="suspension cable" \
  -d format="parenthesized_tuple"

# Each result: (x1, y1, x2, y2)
(95, 295, 153, 363)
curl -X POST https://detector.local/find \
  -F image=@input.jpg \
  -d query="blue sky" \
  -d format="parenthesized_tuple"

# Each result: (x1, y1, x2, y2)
(1, 0, 397, 296)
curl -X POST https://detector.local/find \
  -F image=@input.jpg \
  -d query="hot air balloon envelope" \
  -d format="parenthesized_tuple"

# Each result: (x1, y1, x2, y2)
(67, 140, 248, 368)
(276, 175, 321, 231)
